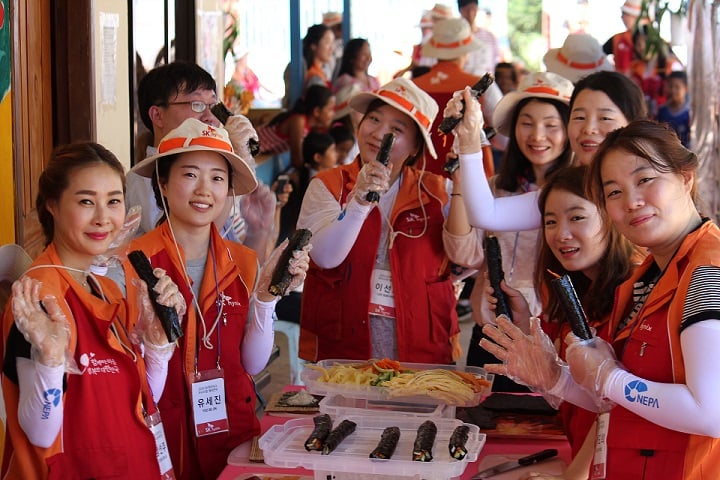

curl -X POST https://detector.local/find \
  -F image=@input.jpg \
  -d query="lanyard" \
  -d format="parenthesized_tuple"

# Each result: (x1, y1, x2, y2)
(194, 245, 223, 375)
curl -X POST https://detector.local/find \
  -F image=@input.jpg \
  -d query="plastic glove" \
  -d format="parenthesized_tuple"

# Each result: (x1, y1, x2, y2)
(481, 316, 563, 398)
(133, 268, 186, 348)
(224, 114, 259, 170)
(565, 332, 622, 400)
(240, 183, 276, 234)
(351, 160, 391, 206)
(11, 277, 71, 368)
(442, 87, 485, 154)
(484, 276, 532, 334)
(254, 238, 312, 302)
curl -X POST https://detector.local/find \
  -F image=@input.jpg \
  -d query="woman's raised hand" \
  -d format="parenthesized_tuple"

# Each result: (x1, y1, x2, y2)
(11, 277, 70, 367)
(443, 87, 485, 155)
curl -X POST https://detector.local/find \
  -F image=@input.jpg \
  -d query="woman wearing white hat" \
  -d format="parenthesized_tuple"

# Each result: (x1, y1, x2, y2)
(544, 33, 613, 84)
(297, 77, 482, 365)
(445, 71, 574, 388)
(116, 118, 310, 479)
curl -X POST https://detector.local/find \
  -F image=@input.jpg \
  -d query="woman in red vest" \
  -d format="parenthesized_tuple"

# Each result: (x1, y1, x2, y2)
(1, 143, 185, 479)
(297, 77, 483, 365)
(120, 118, 309, 479)
(484, 121, 720, 479)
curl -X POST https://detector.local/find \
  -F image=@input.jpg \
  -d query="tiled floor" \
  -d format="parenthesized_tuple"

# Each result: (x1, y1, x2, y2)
(257, 314, 476, 407)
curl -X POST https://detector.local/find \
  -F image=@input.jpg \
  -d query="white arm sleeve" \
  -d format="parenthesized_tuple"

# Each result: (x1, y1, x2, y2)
(16, 357, 64, 448)
(144, 343, 175, 403)
(602, 320, 720, 437)
(296, 178, 373, 269)
(459, 152, 542, 232)
(547, 363, 603, 413)
(241, 294, 278, 375)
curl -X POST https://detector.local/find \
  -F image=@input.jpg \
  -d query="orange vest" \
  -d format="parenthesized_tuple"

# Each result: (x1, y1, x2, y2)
(299, 160, 460, 363)
(126, 223, 259, 480)
(413, 61, 495, 178)
(599, 220, 720, 479)
(2, 244, 160, 479)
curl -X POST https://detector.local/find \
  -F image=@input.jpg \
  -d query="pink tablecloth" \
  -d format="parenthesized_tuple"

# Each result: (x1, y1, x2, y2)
(218, 409, 571, 480)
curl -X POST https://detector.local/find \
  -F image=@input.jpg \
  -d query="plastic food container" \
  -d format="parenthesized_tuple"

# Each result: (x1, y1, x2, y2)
(259, 414, 485, 479)
(301, 359, 494, 407)
(319, 395, 455, 419)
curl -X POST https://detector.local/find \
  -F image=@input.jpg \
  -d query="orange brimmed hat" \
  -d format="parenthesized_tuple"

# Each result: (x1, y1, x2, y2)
(543, 33, 612, 84)
(132, 118, 258, 195)
(333, 83, 362, 120)
(422, 17, 482, 60)
(492, 72, 574, 136)
(322, 11, 343, 27)
(350, 77, 439, 159)
(621, 0, 642, 16)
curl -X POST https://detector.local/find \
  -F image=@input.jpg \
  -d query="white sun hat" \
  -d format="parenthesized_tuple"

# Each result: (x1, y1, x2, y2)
(492, 71, 574, 136)
(350, 77, 439, 159)
(132, 118, 258, 195)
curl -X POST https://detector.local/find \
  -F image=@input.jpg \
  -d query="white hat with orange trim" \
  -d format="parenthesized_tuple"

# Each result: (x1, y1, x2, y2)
(492, 71, 574, 136)
(322, 11, 343, 27)
(621, 0, 642, 17)
(132, 118, 258, 195)
(349, 77, 439, 159)
(421, 17, 482, 60)
(543, 33, 612, 84)
(430, 3, 453, 20)
(333, 83, 362, 120)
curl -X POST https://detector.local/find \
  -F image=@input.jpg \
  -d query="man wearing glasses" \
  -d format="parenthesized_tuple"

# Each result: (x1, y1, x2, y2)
(127, 61, 277, 260)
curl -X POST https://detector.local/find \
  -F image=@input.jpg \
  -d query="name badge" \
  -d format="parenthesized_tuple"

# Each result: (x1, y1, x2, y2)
(591, 412, 610, 479)
(369, 269, 396, 319)
(145, 410, 175, 478)
(190, 368, 230, 437)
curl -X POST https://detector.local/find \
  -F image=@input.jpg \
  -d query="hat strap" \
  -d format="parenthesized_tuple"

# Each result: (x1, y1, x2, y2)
(378, 90, 431, 130)
(429, 35, 473, 49)
(557, 52, 605, 70)
(158, 136, 233, 154)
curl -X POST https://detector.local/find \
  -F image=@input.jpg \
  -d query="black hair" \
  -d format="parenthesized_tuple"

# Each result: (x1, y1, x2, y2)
(570, 71, 647, 122)
(269, 85, 334, 127)
(494, 62, 518, 83)
(668, 70, 687, 85)
(303, 24, 331, 66)
(150, 153, 233, 226)
(496, 97, 572, 192)
(338, 38, 370, 78)
(330, 123, 355, 145)
(302, 132, 336, 169)
(37, 142, 125, 246)
(138, 62, 217, 131)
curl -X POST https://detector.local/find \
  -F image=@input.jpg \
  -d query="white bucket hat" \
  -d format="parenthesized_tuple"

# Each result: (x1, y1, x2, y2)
(543, 33, 613, 84)
(350, 77, 439, 159)
(132, 118, 258, 195)
(322, 11, 342, 27)
(492, 72, 574, 136)
(621, 0, 642, 16)
(333, 83, 362, 120)
(421, 18, 483, 60)
(430, 3, 453, 20)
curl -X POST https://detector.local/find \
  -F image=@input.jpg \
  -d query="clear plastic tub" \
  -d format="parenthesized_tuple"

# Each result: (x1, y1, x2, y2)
(301, 359, 494, 407)
(319, 395, 455, 419)
(259, 414, 485, 479)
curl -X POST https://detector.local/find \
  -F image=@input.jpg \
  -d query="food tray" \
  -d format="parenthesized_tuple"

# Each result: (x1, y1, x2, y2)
(319, 395, 455, 419)
(301, 359, 494, 407)
(259, 414, 485, 479)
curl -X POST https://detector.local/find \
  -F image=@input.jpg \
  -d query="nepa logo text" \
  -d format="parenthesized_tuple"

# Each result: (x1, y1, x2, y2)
(42, 388, 62, 419)
(624, 380, 659, 408)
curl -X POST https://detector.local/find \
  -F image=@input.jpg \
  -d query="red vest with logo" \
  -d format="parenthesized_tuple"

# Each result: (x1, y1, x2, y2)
(127, 223, 259, 480)
(2, 245, 160, 479)
(598, 221, 720, 479)
(299, 161, 460, 363)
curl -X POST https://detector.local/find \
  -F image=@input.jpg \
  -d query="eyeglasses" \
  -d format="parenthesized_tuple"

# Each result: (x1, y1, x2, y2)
(164, 101, 217, 113)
